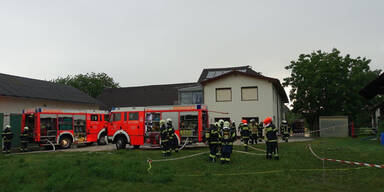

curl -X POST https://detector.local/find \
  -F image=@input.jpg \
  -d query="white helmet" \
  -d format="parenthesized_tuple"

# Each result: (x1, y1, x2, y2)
(282, 120, 287, 124)
(4, 125, 10, 131)
(24, 127, 29, 131)
(224, 121, 230, 128)
(166, 118, 172, 123)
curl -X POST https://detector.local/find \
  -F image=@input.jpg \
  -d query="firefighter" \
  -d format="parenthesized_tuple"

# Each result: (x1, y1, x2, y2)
(215, 122, 222, 158)
(1, 125, 13, 154)
(20, 126, 30, 152)
(230, 121, 237, 142)
(167, 118, 178, 153)
(220, 121, 235, 164)
(264, 117, 279, 160)
(206, 124, 221, 162)
(280, 120, 290, 142)
(160, 120, 170, 157)
(239, 119, 250, 151)
(249, 119, 258, 144)
(258, 122, 264, 142)
(218, 119, 224, 131)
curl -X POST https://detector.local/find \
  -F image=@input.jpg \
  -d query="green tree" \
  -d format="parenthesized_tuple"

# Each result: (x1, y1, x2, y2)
(283, 48, 381, 131)
(52, 72, 120, 98)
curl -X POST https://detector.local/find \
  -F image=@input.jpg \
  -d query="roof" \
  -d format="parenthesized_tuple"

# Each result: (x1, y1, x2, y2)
(199, 66, 289, 103)
(198, 65, 260, 82)
(98, 83, 198, 108)
(359, 72, 384, 100)
(0, 73, 101, 105)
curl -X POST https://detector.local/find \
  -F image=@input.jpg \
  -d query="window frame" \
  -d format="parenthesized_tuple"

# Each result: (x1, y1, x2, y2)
(241, 86, 258, 101)
(129, 112, 139, 121)
(215, 88, 232, 102)
(90, 114, 99, 121)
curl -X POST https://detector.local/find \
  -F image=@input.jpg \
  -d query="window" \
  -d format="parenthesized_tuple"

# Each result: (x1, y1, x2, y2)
(91, 114, 98, 121)
(104, 114, 110, 121)
(180, 91, 203, 104)
(193, 92, 203, 104)
(112, 113, 121, 122)
(124, 112, 127, 121)
(241, 86, 258, 101)
(58, 115, 73, 130)
(129, 112, 139, 121)
(216, 88, 232, 102)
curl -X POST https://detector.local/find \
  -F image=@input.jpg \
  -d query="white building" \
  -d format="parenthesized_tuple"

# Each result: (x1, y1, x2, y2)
(0, 73, 101, 131)
(99, 66, 288, 128)
(200, 68, 288, 127)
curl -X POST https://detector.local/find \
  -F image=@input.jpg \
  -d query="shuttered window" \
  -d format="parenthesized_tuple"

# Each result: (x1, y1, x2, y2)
(216, 88, 232, 102)
(241, 87, 258, 101)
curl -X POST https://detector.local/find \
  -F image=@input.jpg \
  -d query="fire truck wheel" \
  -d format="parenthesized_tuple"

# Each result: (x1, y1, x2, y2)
(98, 133, 108, 145)
(133, 145, 140, 149)
(115, 137, 126, 150)
(59, 136, 72, 149)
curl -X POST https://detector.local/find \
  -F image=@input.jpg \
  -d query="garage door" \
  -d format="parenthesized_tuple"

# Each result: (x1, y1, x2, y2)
(10, 114, 22, 147)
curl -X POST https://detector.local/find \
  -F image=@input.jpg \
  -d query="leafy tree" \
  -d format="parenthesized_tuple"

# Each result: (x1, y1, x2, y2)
(52, 72, 120, 98)
(283, 48, 381, 131)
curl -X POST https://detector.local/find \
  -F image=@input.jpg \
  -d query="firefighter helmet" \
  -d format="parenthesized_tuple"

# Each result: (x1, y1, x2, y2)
(250, 119, 255, 123)
(166, 118, 172, 124)
(4, 125, 11, 131)
(263, 117, 272, 125)
(224, 121, 230, 128)
(24, 127, 29, 131)
(160, 120, 166, 126)
(242, 119, 248, 124)
(215, 122, 220, 127)
(282, 120, 287, 124)
(219, 119, 224, 125)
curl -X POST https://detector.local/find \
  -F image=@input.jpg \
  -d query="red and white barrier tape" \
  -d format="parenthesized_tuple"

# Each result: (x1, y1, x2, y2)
(292, 124, 349, 136)
(308, 144, 384, 169)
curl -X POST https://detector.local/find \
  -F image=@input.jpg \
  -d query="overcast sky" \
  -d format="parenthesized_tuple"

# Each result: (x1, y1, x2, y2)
(1, 0, 383, 91)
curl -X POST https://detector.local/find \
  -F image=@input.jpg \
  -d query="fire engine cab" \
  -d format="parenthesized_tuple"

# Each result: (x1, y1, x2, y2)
(107, 105, 209, 150)
(22, 108, 109, 149)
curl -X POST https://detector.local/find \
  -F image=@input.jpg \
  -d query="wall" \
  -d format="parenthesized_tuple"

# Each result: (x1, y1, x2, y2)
(203, 73, 279, 128)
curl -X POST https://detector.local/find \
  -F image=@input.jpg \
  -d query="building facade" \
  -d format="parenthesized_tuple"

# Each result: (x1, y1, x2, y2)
(202, 72, 286, 127)
(99, 66, 288, 128)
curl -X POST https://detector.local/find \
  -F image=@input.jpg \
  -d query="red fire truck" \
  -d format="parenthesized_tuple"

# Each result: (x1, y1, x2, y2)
(107, 105, 210, 149)
(22, 108, 109, 149)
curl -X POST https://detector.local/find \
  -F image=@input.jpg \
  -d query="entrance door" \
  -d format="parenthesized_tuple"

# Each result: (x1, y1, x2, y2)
(214, 117, 231, 123)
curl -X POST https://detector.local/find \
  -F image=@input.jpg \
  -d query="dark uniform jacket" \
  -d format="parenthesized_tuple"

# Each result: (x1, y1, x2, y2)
(265, 124, 278, 142)
(1, 128, 13, 142)
(160, 124, 169, 142)
(206, 126, 221, 144)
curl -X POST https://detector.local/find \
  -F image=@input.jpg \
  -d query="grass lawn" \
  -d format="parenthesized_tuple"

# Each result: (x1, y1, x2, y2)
(0, 138, 383, 192)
